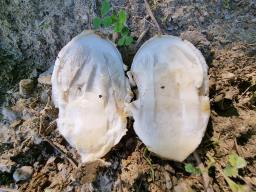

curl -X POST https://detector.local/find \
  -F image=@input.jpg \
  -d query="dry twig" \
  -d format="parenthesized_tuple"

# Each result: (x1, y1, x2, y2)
(134, 27, 149, 48)
(0, 188, 19, 192)
(193, 151, 211, 192)
(144, 0, 162, 34)
(41, 136, 78, 168)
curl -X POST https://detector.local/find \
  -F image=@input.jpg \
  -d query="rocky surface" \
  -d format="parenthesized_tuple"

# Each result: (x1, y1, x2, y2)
(0, 0, 94, 102)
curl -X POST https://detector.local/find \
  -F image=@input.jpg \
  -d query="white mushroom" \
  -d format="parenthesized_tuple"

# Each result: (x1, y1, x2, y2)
(52, 31, 131, 163)
(128, 35, 210, 162)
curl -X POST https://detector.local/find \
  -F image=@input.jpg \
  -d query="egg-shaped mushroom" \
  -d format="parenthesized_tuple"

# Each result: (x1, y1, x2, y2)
(128, 35, 210, 162)
(52, 31, 131, 163)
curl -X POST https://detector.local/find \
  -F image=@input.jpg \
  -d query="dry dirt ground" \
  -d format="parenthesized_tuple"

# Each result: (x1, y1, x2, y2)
(0, 0, 256, 191)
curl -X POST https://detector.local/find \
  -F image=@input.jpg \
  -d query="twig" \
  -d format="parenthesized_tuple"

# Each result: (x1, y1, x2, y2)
(134, 28, 149, 48)
(193, 152, 210, 192)
(143, 148, 155, 182)
(233, 139, 243, 157)
(144, 0, 162, 34)
(41, 136, 78, 168)
(0, 188, 19, 192)
(240, 85, 253, 98)
(44, 119, 57, 135)
(19, 136, 32, 152)
(39, 96, 51, 134)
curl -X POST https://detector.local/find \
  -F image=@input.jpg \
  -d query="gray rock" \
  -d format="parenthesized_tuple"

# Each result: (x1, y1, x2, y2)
(38, 75, 52, 85)
(0, 159, 16, 173)
(1, 107, 17, 121)
(19, 79, 34, 97)
(39, 65, 54, 77)
(38, 65, 54, 85)
(13, 166, 33, 182)
(0, 0, 94, 97)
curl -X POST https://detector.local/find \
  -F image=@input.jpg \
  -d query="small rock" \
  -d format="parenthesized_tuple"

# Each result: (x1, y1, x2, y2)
(1, 107, 17, 121)
(40, 89, 49, 103)
(38, 75, 52, 85)
(0, 159, 16, 173)
(214, 94, 224, 102)
(180, 30, 210, 46)
(38, 65, 54, 85)
(13, 166, 33, 182)
(222, 72, 235, 80)
(174, 181, 193, 192)
(19, 79, 35, 97)
(163, 170, 172, 190)
(164, 164, 175, 174)
(0, 123, 14, 142)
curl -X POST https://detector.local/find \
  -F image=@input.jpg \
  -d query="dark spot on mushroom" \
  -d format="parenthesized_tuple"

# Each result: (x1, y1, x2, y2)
(99, 95, 102, 98)
(78, 87, 82, 91)
(161, 86, 165, 89)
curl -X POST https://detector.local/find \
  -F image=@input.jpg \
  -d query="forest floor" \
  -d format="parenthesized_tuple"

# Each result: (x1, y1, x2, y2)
(0, 0, 256, 191)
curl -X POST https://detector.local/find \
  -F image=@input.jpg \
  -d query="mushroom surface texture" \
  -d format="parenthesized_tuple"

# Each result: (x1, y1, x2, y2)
(128, 35, 210, 162)
(52, 31, 131, 163)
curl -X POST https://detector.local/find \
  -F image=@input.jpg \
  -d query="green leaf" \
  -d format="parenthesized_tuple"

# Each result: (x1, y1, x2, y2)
(224, 164, 238, 177)
(122, 26, 129, 36)
(124, 35, 133, 45)
(225, 176, 248, 192)
(185, 163, 201, 175)
(118, 10, 127, 24)
(101, 0, 111, 16)
(102, 16, 113, 27)
(114, 22, 123, 33)
(111, 14, 117, 22)
(228, 153, 247, 169)
(93, 17, 102, 29)
(117, 36, 126, 46)
(185, 163, 195, 173)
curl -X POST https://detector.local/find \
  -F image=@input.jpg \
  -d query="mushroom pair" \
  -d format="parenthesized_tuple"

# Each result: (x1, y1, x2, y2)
(52, 31, 210, 163)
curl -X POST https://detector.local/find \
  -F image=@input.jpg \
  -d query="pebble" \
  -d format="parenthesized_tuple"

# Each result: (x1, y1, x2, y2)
(40, 89, 49, 103)
(19, 79, 34, 97)
(180, 30, 210, 46)
(214, 94, 224, 102)
(222, 72, 235, 80)
(163, 170, 172, 190)
(164, 164, 175, 174)
(38, 65, 54, 85)
(13, 166, 33, 182)
(1, 107, 17, 121)
(38, 75, 52, 85)
(0, 159, 16, 173)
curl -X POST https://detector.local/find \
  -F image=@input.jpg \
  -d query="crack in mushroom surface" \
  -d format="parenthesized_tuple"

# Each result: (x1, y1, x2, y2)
(52, 31, 132, 163)
(128, 35, 210, 162)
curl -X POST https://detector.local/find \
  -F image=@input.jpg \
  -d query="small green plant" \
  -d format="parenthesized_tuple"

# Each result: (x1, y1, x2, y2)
(223, 0, 231, 9)
(221, 153, 249, 192)
(224, 153, 247, 177)
(184, 163, 202, 175)
(93, 0, 133, 46)
(208, 153, 250, 192)
(143, 147, 155, 181)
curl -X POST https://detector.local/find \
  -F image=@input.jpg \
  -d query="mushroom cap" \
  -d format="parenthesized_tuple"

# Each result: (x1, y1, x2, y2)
(52, 31, 131, 163)
(129, 35, 210, 162)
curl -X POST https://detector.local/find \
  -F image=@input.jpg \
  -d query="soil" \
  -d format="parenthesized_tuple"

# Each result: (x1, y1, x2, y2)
(0, 0, 256, 191)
